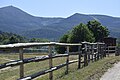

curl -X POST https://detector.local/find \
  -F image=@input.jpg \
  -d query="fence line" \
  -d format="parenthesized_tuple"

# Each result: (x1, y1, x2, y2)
(0, 42, 118, 80)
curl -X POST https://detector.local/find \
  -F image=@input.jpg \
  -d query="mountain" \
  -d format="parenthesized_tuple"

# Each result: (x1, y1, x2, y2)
(0, 6, 64, 33)
(0, 6, 120, 40)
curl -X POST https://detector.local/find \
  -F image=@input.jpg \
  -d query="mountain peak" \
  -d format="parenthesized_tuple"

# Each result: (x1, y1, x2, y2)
(67, 13, 88, 19)
(0, 5, 27, 14)
(0, 5, 19, 10)
(0, 5, 34, 18)
(5, 5, 15, 8)
(73, 13, 87, 16)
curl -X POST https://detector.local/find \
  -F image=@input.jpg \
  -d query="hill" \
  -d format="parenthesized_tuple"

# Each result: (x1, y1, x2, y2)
(0, 6, 120, 40)
(0, 6, 64, 34)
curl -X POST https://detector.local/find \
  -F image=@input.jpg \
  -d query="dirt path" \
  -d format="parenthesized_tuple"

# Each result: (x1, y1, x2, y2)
(100, 62, 120, 80)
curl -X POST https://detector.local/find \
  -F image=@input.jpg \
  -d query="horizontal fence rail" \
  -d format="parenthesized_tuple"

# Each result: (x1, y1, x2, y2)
(0, 54, 69, 69)
(18, 59, 78, 80)
(0, 42, 118, 80)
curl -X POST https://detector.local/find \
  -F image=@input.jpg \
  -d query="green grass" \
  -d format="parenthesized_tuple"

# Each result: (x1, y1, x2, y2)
(54, 56, 120, 80)
(0, 53, 77, 80)
(0, 54, 120, 80)
(0, 53, 49, 80)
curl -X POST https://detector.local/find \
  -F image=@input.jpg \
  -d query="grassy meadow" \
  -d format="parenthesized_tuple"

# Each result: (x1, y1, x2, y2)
(0, 53, 78, 80)
(0, 53, 120, 80)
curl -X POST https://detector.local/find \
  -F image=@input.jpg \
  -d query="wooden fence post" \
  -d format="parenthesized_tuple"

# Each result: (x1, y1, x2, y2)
(83, 43, 88, 67)
(65, 46, 69, 74)
(104, 44, 107, 57)
(115, 46, 119, 56)
(49, 45, 53, 80)
(91, 44, 94, 62)
(97, 43, 100, 60)
(102, 44, 105, 58)
(19, 48, 24, 79)
(94, 44, 97, 61)
(100, 44, 102, 59)
(117, 47, 119, 56)
(87, 44, 90, 63)
(102, 44, 104, 58)
(108, 46, 109, 57)
(78, 46, 81, 69)
(101, 44, 103, 58)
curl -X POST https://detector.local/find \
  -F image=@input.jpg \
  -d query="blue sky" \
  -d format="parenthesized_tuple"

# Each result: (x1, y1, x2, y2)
(0, 0, 120, 17)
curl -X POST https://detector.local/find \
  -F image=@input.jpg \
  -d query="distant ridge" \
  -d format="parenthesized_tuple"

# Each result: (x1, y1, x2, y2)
(0, 6, 120, 40)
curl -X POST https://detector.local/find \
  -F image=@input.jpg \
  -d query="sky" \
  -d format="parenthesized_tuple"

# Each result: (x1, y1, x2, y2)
(0, 0, 120, 18)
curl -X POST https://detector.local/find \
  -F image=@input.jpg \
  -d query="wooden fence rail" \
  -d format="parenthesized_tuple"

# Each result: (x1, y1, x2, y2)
(0, 42, 117, 80)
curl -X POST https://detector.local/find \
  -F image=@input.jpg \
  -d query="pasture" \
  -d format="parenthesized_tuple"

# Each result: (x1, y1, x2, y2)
(0, 42, 119, 80)
(0, 53, 79, 80)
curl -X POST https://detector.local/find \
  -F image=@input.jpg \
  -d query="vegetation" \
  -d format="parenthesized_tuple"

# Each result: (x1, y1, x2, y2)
(29, 38, 49, 42)
(68, 23, 95, 43)
(0, 30, 49, 45)
(0, 54, 77, 80)
(56, 23, 95, 53)
(57, 20, 109, 54)
(56, 34, 69, 54)
(56, 56, 120, 80)
(87, 20, 109, 42)
(0, 31, 26, 44)
(0, 53, 120, 80)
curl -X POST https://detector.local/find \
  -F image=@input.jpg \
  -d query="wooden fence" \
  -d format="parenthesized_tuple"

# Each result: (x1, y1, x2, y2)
(0, 42, 117, 80)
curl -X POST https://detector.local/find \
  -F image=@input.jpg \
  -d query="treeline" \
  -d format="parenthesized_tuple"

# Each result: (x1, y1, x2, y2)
(0, 31, 49, 45)
(0, 31, 26, 45)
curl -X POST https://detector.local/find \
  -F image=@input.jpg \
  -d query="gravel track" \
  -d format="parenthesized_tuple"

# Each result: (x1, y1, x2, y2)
(100, 62, 120, 80)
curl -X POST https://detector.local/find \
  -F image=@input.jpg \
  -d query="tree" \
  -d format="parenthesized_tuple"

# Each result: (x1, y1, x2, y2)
(56, 34, 69, 54)
(56, 23, 95, 53)
(87, 20, 109, 42)
(29, 38, 49, 42)
(56, 20, 109, 54)
(0, 34, 3, 43)
(67, 23, 95, 52)
(0, 31, 26, 44)
(7, 36, 20, 44)
(68, 23, 95, 43)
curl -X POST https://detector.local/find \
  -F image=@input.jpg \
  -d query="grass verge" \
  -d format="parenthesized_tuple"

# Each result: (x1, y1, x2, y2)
(55, 56, 120, 80)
